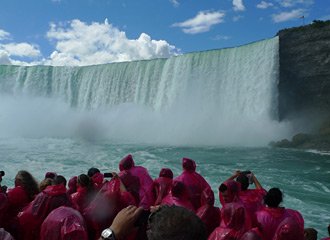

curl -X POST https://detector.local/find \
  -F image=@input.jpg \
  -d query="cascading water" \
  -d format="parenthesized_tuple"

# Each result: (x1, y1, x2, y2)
(0, 36, 291, 145)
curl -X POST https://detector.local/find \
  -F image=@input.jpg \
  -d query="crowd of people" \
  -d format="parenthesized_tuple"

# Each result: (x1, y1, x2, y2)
(0, 154, 329, 240)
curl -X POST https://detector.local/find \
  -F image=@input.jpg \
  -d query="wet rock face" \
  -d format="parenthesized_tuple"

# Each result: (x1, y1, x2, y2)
(278, 20, 330, 121)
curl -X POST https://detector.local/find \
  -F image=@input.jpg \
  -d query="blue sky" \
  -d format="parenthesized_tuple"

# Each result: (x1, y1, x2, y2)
(0, 0, 329, 66)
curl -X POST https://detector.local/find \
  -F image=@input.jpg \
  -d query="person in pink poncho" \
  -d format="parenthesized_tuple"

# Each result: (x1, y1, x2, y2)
(273, 217, 304, 240)
(18, 175, 73, 240)
(196, 188, 221, 237)
(153, 168, 173, 205)
(161, 180, 195, 212)
(256, 187, 304, 240)
(71, 174, 94, 213)
(118, 154, 155, 208)
(174, 157, 211, 210)
(218, 179, 251, 230)
(208, 202, 246, 240)
(40, 206, 88, 240)
(226, 170, 266, 228)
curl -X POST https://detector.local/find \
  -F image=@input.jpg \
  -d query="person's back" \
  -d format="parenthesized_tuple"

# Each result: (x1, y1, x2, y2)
(153, 168, 173, 205)
(118, 154, 154, 208)
(196, 188, 221, 237)
(19, 182, 73, 240)
(40, 206, 88, 240)
(273, 217, 304, 240)
(174, 157, 211, 210)
(208, 202, 246, 240)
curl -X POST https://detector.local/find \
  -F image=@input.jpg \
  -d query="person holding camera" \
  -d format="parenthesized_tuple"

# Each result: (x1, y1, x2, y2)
(226, 170, 266, 228)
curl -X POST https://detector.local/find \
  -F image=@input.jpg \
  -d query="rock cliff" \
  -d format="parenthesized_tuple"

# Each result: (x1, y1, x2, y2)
(278, 20, 330, 121)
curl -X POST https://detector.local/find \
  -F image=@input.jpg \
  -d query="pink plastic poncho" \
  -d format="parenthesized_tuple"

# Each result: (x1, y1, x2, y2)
(239, 188, 267, 228)
(71, 186, 92, 213)
(219, 180, 241, 207)
(118, 154, 155, 208)
(83, 178, 136, 240)
(161, 180, 195, 212)
(273, 217, 304, 240)
(67, 176, 78, 195)
(256, 206, 304, 240)
(196, 188, 221, 237)
(18, 184, 73, 240)
(91, 172, 104, 191)
(208, 202, 246, 240)
(0, 193, 8, 227)
(153, 168, 173, 205)
(40, 206, 88, 240)
(174, 157, 211, 210)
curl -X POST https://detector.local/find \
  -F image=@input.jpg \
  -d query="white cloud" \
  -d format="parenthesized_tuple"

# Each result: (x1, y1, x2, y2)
(277, 0, 314, 8)
(233, 0, 245, 11)
(172, 11, 225, 34)
(45, 19, 180, 66)
(170, 0, 179, 7)
(257, 1, 274, 9)
(233, 15, 244, 22)
(272, 8, 305, 22)
(2, 43, 41, 57)
(0, 50, 11, 65)
(0, 29, 10, 40)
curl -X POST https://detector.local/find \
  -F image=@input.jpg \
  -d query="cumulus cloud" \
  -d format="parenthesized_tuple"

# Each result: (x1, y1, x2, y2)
(272, 8, 305, 22)
(45, 19, 179, 66)
(233, 15, 244, 22)
(0, 50, 11, 65)
(277, 0, 314, 8)
(257, 1, 274, 9)
(233, 0, 245, 11)
(172, 11, 225, 34)
(2, 43, 40, 57)
(0, 29, 10, 40)
(170, 0, 179, 7)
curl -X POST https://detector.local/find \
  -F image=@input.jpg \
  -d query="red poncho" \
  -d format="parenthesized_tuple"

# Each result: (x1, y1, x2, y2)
(208, 202, 247, 240)
(174, 157, 211, 210)
(273, 217, 304, 240)
(256, 207, 304, 240)
(18, 184, 73, 240)
(118, 154, 155, 208)
(153, 168, 173, 205)
(161, 180, 195, 212)
(40, 206, 88, 240)
(196, 188, 221, 237)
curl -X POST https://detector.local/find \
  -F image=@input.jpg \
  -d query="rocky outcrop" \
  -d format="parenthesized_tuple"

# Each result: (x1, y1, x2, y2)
(278, 20, 330, 121)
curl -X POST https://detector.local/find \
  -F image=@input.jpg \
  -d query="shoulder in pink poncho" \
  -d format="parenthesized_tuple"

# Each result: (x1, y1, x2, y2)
(208, 202, 246, 240)
(118, 154, 155, 208)
(273, 217, 304, 240)
(18, 184, 73, 240)
(40, 206, 88, 240)
(239, 188, 266, 227)
(153, 168, 173, 205)
(174, 157, 211, 210)
(256, 206, 304, 240)
(161, 180, 195, 212)
(196, 188, 221, 237)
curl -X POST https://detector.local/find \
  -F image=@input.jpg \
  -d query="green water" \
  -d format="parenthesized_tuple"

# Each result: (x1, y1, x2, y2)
(0, 137, 329, 238)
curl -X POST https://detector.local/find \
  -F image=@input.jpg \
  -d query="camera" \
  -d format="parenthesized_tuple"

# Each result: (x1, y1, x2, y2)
(103, 173, 113, 178)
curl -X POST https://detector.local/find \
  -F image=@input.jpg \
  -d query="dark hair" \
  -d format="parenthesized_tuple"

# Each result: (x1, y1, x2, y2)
(219, 183, 227, 193)
(39, 178, 53, 191)
(236, 174, 249, 191)
(328, 224, 330, 236)
(87, 167, 100, 177)
(264, 188, 283, 208)
(53, 175, 67, 187)
(147, 205, 206, 240)
(77, 174, 91, 188)
(15, 170, 39, 199)
(304, 228, 318, 240)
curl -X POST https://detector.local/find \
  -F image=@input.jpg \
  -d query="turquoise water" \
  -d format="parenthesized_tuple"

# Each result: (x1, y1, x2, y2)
(0, 137, 329, 238)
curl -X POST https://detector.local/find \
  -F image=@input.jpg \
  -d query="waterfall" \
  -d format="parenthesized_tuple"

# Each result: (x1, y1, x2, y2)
(0, 36, 289, 145)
